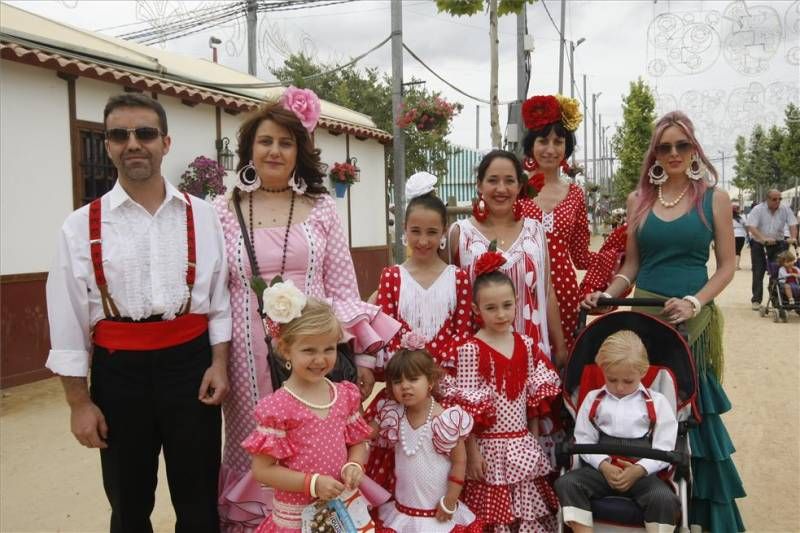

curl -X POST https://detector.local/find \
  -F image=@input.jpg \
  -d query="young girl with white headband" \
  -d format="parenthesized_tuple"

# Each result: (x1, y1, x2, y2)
(241, 281, 372, 532)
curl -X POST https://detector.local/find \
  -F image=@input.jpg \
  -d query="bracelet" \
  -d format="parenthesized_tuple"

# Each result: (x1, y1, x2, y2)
(613, 273, 632, 287)
(447, 475, 464, 486)
(439, 496, 458, 515)
(682, 295, 702, 317)
(600, 292, 612, 300)
(340, 462, 364, 479)
(309, 473, 320, 499)
(303, 473, 312, 497)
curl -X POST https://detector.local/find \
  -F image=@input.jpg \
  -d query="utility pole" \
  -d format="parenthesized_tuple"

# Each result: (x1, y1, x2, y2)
(718, 150, 726, 190)
(391, 0, 406, 262)
(246, 0, 257, 76)
(569, 38, 584, 99)
(516, 7, 527, 153)
(476, 105, 480, 150)
(557, 0, 566, 93)
(592, 93, 601, 184)
(599, 114, 604, 186)
(583, 75, 588, 179)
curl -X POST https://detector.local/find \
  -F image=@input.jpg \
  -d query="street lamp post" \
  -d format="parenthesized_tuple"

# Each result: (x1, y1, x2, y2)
(718, 150, 726, 190)
(592, 92, 601, 184)
(569, 38, 585, 99)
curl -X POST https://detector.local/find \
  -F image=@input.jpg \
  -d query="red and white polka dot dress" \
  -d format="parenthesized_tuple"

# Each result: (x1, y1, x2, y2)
(375, 264, 473, 374)
(453, 334, 561, 532)
(518, 183, 593, 348)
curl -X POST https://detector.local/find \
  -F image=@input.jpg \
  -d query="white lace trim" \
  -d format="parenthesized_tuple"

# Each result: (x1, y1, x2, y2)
(116, 199, 188, 320)
(541, 211, 555, 233)
(398, 265, 456, 342)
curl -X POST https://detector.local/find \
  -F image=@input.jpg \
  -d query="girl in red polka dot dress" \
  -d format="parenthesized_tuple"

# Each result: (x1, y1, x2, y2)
(242, 287, 372, 532)
(453, 249, 562, 532)
(366, 172, 473, 493)
(517, 94, 620, 349)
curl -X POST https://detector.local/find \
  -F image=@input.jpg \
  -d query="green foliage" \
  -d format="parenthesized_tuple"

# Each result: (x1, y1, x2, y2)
(611, 78, 656, 202)
(778, 103, 800, 182)
(747, 125, 772, 189)
(436, 0, 537, 16)
(732, 135, 750, 192)
(270, 53, 459, 180)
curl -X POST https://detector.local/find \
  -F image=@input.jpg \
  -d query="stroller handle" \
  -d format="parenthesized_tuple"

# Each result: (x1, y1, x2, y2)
(576, 297, 667, 334)
(557, 442, 690, 469)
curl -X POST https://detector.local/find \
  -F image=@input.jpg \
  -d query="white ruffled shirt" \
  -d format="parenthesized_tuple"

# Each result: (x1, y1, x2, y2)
(45, 179, 232, 377)
(575, 384, 678, 475)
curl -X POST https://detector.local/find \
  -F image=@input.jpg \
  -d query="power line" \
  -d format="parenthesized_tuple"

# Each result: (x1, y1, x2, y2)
(403, 43, 516, 105)
(540, 0, 561, 37)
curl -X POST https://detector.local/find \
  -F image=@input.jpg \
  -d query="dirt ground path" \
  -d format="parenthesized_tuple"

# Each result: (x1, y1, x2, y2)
(1, 241, 798, 532)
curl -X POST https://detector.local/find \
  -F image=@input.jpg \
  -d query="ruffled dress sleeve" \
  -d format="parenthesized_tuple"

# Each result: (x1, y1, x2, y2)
(372, 398, 404, 449)
(431, 406, 474, 456)
(567, 185, 594, 270)
(339, 381, 373, 445)
(313, 196, 401, 358)
(523, 336, 562, 418)
(241, 390, 301, 459)
(451, 340, 496, 431)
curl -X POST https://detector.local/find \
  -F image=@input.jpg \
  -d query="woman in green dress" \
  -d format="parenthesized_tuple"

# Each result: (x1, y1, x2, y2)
(581, 111, 744, 532)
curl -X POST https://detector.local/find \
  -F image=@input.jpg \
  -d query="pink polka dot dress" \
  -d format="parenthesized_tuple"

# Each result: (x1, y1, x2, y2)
(453, 334, 561, 532)
(518, 184, 595, 348)
(241, 381, 372, 532)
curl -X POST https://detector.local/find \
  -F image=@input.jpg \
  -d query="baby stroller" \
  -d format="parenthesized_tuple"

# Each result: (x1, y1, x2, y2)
(758, 243, 800, 323)
(557, 297, 699, 533)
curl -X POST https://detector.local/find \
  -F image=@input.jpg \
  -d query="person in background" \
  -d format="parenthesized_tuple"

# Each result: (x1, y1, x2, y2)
(732, 204, 747, 270)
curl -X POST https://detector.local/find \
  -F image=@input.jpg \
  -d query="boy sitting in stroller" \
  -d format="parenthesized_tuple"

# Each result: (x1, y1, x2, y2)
(777, 249, 800, 306)
(554, 330, 680, 533)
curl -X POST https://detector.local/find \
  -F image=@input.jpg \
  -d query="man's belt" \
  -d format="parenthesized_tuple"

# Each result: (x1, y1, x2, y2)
(93, 313, 208, 351)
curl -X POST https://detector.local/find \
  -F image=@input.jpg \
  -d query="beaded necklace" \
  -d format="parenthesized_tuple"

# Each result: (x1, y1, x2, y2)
(284, 378, 338, 410)
(657, 183, 690, 208)
(248, 189, 295, 278)
(399, 397, 435, 456)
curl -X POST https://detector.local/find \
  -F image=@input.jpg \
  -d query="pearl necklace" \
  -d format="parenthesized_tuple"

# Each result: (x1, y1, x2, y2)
(399, 398, 435, 456)
(283, 378, 337, 410)
(657, 183, 691, 208)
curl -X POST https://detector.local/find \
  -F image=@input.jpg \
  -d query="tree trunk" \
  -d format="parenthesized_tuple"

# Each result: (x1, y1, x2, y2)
(489, 0, 501, 148)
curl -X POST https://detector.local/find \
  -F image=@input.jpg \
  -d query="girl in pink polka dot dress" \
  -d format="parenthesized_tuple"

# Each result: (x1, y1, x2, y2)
(241, 288, 372, 533)
(454, 250, 561, 532)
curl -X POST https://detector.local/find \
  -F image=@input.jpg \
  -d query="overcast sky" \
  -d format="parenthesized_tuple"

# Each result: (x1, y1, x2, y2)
(7, 0, 799, 187)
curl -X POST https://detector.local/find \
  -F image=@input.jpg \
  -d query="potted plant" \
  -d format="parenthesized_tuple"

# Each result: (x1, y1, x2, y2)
(329, 161, 359, 198)
(397, 96, 463, 135)
(178, 155, 227, 199)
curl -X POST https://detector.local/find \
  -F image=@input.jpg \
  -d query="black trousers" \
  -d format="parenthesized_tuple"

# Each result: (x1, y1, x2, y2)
(750, 241, 787, 303)
(90, 332, 221, 533)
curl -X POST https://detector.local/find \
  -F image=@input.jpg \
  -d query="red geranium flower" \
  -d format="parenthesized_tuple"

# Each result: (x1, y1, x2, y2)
(474, 250, 506, 277)
(522, 95, 560, 131)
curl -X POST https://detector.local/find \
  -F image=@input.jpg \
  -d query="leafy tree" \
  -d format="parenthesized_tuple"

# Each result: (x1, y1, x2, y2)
(436, 0, 537, 148)
(271, 53, 459, 179)
(747, 124, 772, 193)
(766, 125, 787, 190)
(732, 135, 750, 193)
(610, 78, 656, 201)
(778, 102, 800, 184)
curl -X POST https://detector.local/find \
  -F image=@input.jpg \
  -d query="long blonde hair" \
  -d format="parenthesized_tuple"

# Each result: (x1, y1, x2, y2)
(629, 111, 718, 231)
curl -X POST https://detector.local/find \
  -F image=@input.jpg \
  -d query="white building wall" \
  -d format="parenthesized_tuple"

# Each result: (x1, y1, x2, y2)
(0, 62, 72, 274)
(159, 98, 216, 185)
(74, 77, 118, 123)
(348, 138, 388, 248)
(314, 131, 349, 241)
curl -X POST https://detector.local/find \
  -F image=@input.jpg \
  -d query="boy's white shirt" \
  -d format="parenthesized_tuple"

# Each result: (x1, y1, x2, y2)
(574, 383, 678, 475)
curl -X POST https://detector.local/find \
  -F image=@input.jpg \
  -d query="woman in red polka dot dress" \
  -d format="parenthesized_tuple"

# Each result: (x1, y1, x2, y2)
(517, 94, 619, 349)
(365, 172, 473, 493)
(453, 250, 561, 532)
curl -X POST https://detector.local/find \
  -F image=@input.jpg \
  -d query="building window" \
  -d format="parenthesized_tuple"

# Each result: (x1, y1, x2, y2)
(76, 121, 116, 206)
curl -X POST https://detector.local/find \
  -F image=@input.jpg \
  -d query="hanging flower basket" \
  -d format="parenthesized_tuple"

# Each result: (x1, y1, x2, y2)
(329, 161, 359, 198)
(333, 181, 349, 198)
(178, 155, 227, 199)
(397, 96, 463, 135)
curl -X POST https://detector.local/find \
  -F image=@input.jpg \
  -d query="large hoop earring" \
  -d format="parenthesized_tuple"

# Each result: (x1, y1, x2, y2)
(648, 161, 668, 185)
(472, 193, 488, 222)
(686, 153, 706, 182)
(401, 234, 408, 247)
(522, 157, 538, 172)
(236, 160, 261, 192)
(439, 236, 447, 250)
(289, 170, 307, 195)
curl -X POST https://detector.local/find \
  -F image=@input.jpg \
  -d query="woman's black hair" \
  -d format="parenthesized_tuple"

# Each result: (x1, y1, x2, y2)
(405, 192, 447, 228)
(522, 121, 576, 160)
(476, 150, 525, 184)
(472, 270, 516, 303)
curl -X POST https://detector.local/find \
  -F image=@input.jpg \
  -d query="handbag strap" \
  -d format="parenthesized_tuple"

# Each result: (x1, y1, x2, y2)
(232, 189, 265, 316)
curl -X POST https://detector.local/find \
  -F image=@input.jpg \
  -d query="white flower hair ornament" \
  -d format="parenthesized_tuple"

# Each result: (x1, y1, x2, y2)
(400, 330, 428, 351)
(262, 278, 307, 326)
(405, 171, 438, 202)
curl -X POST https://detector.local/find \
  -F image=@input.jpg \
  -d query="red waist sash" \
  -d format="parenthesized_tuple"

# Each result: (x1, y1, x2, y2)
(395, 501, 438, 517)
(477, 429, 528, 439)
(93, 313, 208, 351)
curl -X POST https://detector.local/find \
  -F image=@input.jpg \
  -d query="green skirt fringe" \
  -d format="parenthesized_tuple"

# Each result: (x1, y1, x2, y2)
(634, 289, 746, 532)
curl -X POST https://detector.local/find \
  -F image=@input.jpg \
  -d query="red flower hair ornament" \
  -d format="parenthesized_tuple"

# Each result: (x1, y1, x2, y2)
(521, 95, 561, 131)
(474, 242, 507, 277)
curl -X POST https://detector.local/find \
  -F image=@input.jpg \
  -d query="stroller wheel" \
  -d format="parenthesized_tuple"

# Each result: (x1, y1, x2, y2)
(772, 309, 781, 323)
(759, 306, 768, 317)
(779, 309, 788, 322)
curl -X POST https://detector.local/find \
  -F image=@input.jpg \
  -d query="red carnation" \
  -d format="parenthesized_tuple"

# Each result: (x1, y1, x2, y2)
(522, 95, 560, 131)
(474, 250, 506, 277)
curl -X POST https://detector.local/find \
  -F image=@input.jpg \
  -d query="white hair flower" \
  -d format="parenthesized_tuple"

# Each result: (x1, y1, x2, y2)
(262, 280, 307, 324)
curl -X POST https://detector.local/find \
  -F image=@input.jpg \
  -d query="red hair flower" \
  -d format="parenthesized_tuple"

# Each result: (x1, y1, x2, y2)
(522, 95, 560, 131)
(474, 249, 506, 277)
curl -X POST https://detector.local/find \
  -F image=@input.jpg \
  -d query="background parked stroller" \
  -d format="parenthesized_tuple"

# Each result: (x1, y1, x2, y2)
(758, 243, 799, 323)
(557, 298, 699, 532)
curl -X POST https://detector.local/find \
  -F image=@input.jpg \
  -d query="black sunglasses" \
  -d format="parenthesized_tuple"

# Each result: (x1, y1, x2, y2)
(655, 140, 693, 157)
(105, 127, 162, 143)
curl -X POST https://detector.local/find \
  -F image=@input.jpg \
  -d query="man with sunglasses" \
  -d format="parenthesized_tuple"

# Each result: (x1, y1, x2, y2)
(45, 93, 231, 532)
(746, 189, 798, 310)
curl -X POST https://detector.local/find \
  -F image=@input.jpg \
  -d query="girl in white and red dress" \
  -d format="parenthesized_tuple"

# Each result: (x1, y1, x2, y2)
(454, 250, 561, 532)
(366, 172, 472, 492)
(372, 338, 482, 533)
